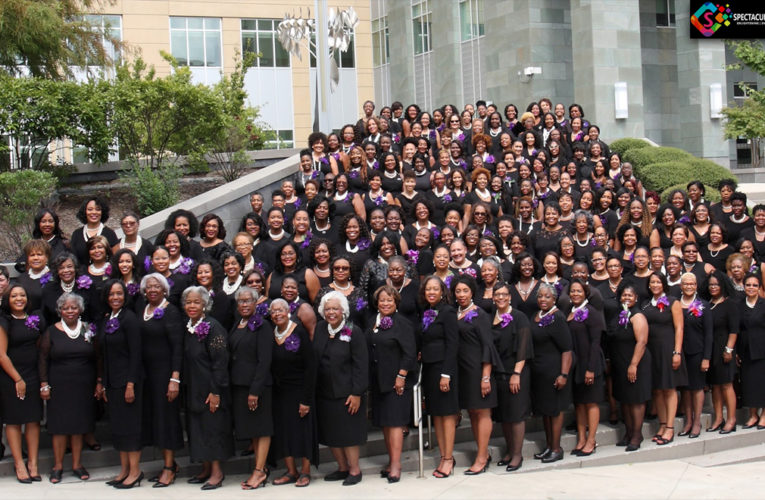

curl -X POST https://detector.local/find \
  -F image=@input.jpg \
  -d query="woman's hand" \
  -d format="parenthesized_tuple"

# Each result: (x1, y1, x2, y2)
(553, 375, 567, 390)
(627, 364, 637, 383)
(723, 351, 733, 364)
(167, 379, 180, 402)
(701, 359, 710, 372)
(439, 376, 451, 393)
(509, 374, 520, 394)
(345, 395, 361, 415)
(298, 404, 310, 418)
(124, 383, 135, 404)
(206, 393, 220, 413)
(584, 370, 595, 386)
(671, 352, 681, 370)
(94, 382, 105, 400)
(480, 377, 491, 398)
(248, 394, 259, 412)
(15, 379, 26, 400)
(394, 376, 405, 396)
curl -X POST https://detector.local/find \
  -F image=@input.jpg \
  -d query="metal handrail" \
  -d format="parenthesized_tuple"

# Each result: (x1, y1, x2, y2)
(412, 365, 424, 478)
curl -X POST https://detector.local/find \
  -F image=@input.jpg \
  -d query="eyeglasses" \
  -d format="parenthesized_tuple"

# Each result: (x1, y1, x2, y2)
(493, 292, 510, 298)
(333, 265, 350, 271)
(474, 212, 487, 216)
(121, 221, 137, 227)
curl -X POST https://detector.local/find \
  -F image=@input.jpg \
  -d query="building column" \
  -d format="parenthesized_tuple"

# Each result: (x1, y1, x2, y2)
(429, 0, 462, 106)
(386, 0, 415, 105)
(674, 0, 729, 165)
(570, 0, 645, 139)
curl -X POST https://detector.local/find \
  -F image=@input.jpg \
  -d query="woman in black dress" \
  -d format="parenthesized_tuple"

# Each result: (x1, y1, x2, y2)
(567, 279, 605, 457)
(367, 285, 416, 483)
(386, 255, 419, 328)
(738, 273, 765, 429)
(704, 271, 738, 434)
(0, 284, 44, 482)
(38, 292, 97, 483)
(267, 242, 320, 304)
(530, 283, 573, 464)
(610, 283, 652, 451)
(643, 272, 687, 446)
(42, 253, 89, 325)
(14, 208, 69, 274)
(199, 213, 231, 262)
(192, 258, 235, 332)
(314, 291, 368, 486)
(418, 276, 460, 478)
(137, 273, 184, 488)
(181, 287, 233, 490)
(509, 252, 542, 319)
(279, 275, 318, 339)
(314, 256, 368, 330)
(530, 202, 567, 263)
(110, 249, 143, 311)
(491, 281, 532, 472)
(269, 298, 317, 488)
(69, 196, 119, 267)
(677, 273, 713, 439)
(99, 280, 144, 488)
(452, 275, 499, 475)
(147, 244, 191, 307)
(230, 286, 272, 490)
(81, 235, 113, 321)
(15, 239, 52, 313)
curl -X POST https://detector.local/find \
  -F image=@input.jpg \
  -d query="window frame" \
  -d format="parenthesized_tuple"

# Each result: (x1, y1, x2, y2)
(169, 17, 223, 68)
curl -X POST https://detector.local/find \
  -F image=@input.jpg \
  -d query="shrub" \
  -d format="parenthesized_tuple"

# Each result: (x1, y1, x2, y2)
(120, 161, 181, 216)
(661, 184, 721, 204)
(639, 159, 737, 193)
(0, 170, 57, 253)
(623, 146, 692, 173)
(609, 138, 651, 155)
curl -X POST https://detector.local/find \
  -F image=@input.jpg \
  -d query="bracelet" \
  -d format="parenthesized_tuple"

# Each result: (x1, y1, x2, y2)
(724, 346, 734, 354)
(396, 374, 407, 380)
(672, 351, 681, 356)
(169, 377, 181, 384)
(512, 371, 521, 376)
(559, 373, 568, 379)
(440, 374, 451, 380)
(14, 378, 22, 384)
(40, 385, 51, 392)
(481, 376, 491, 382)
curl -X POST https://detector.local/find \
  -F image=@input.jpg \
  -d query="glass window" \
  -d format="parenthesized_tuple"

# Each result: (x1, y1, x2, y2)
(170, 17, 223, 68)
(372, 17, 389, 67)
(309, 29, 355, 69)
(264, 130, 295, 149)
(733, 82, 757, 99)
(460, 0, 485, 41)
(656, 0, 676, 27)
(83, 14, 122, 65)
(241, 19, 290, 68)
(412, 0, 432, 55)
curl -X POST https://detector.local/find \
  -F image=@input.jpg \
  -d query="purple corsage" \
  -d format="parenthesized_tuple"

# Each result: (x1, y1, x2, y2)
(678, 215, 690, 225)
(127, 282, 139, 296)
(554, 281, 564, 295)
(500, 313, 513, 327)
(105, 264, 112, 275)
(432, 227, 440, 239)
(374, 196, 384, 207)
(339, 325, 353, 342)
(331, 152, 340, 161)
(320, 156, 329, 165)
(444, 274, 454, 288)
(166, 277, 174, 288)
(538, 313, 555, 327)
(289, 300, 300, 313)
(39, 272, 52, 286)
(689, 299, 704, 318)
(618, 307, 631, 327)
(255, 302, 269, 317)
(463, 309, 479, 323)
(349, 169, 359, 178)
(178, 257, 194, 275)
(656, 296, 670, 312)
(485, 154, 495, 163)
(77, 275, 92, 290)
(599, 214, 608, 226)
(422, 309, 438, 330)
(462, 267, 477, 278)
(357, 238, 370, 250)
(483, 229, 493, 237)
(406, 249, 419, 265)
(458, 133, 465, 142)
(311, 170, 320, 179)
(573, 307, 589, 323)
(194, 321, 211, 342)
(25, 315, 41, 331)
(443, 194, 452, 203)
(247, 314, 263, 331)
(83, 323, 96, 343)
(355, 297, 367, 312)
(379, 316, 393, 330)
(144, 256, 152, 272)
(153, 307, 165, 319)
(301, 231, 313, 248)
(285, 333, 301, 352)
(105, 317, 120, 334)
(429, 130, 436, 140)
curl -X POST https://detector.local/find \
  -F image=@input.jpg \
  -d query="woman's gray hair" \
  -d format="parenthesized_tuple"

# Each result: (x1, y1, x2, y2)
(181, 286, 212, 312)
(234, 286, 259, 302)
(56, 292, 85, 314)
(480, 256, 503, 281)
(270, 298, 289, 312)
(574, 209, 593, 226)
(539, 282, 559, 299)
(140, 272, 170, 296)
(317, 291, 349, 320)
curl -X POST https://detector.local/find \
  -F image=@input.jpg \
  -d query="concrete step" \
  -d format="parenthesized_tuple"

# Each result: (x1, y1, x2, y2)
(682, 443, 765, 468)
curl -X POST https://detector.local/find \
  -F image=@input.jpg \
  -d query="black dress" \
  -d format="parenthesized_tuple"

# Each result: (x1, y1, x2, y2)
(738, 298, 765, 407)
(707, 299, 738, 385)
(607, 308, 652, 404)
(15, 271, 49, 313)
(70, 225, 119, 268)
(184, 318, 233, 463)
(491, 309, 533, 423)
(509, 280, 541, 319)
(270, 323, 319, 464)
(41, 281, 92, 324)
(530, 310, 573, 416)
(100, 309, 143, 451)
(681, 299, 713, 391)
(208, 291, 236, 332)
(456, 307, 499, 410)
(314, 321, 368, 447)
(642, 296, 688, 390)
(419, 304, 460, 416)
(38, 323, 97, 435)
(568, 304, 605, 404)
(268, 267, 311, 302)
(0, 315, 44, 424)
(228, 314, 273, 439)
(139, 302, 185, 450)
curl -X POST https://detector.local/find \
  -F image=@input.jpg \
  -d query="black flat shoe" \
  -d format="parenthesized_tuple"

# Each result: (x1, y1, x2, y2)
(707, 420, 724, 432)
(505, 459, 523, 472)
(187, 475, 211, 484)
(533, 448, 551, 460)
(342, 472, 362, 486)
(720, 426, 737, 434)
(541, 449, 564, 463)
(324, 470, 349, 481)
(114, 472, 144, 489)
(201, 476, 224, 490)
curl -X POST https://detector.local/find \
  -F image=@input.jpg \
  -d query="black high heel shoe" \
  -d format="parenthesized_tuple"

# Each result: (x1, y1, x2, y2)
(150, 461, 178, 482)
(106, 476, 126, 486)
(153, 465, 177, 488)
(533, 448, 551, 460)
(505, 458, 523, 472)
(201, 475, 224, 490)
(707, 420, 724, 432)
(115, 472, 144, 489)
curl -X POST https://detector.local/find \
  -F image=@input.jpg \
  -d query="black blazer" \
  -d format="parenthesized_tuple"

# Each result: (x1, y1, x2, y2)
(70, 225, 119, 266)
(418, 304, 459, 379)
(228, 315, 273, 396)
(100, 309, 142, 388)
(183, 318, 230, 413)
(313, 321, 368, 399)
(682, 299, 713, 359)
(366, 312, 417, 393)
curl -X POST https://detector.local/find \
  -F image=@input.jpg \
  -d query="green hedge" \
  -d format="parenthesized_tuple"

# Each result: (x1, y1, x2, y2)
(639, 159, 737, 193)
(661, 184, 721, 204)
(623, 146, 692, 173)
(609, 138, 651, 155)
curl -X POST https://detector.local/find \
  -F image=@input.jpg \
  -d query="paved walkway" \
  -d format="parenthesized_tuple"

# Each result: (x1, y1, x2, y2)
(4, 456, 763, 499)
(739, 183, 765, 205)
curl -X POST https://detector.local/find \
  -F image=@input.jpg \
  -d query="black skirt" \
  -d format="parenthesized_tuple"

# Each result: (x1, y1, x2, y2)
(740, 354, 765, 407)
(422, 361, 460, 416)
(0, 373, 42, 425)
(316, 395, 368, 447)
(492, 369, 531, 423)
(271, 384, 319, 464)
(683, 352, 706, 391)
(372, 388, 412, 428)
(141, 366, 185, 450)
(232, 385, 273, 439)
(106, 382, 143, 452)
(186, 407, 234, 463)
(572, 376, 605, 405)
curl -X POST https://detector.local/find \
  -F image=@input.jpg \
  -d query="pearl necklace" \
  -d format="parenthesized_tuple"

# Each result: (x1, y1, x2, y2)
(143, 299, 167, 321)
(575, 234, 591, 247)
(571, 300, 588, 314)
(89, 262, 109, 275)
(28, 266, 50, 280)
(11, 313, 26, 320)
(457, 302, 475, 317)
(494, 306, 513, 324)
(269, 229, 285, 241)
(84, 223, 104, 240)
(731, 213, 747, 224)
(332, 280, 351, 291)
(345, 241, 360, 253)
(62, 319, 82, 339)
(120, 236, 142, 253)
(223, 275, 242, 295)
(274, 320, 294, 341)
(746, 297, 757, 309)
(61, 280, 75, 293)
(539, 306, 557, 318)
(474, 188, 490, 199)
(680, 294, 697, 307)
(328, 320, 346, 337)
(517, 278, 536, 297)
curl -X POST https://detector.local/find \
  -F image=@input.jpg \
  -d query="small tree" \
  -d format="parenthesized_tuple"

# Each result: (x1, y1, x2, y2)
(0, 170, 57, 253)
(120, 160, 181, 216)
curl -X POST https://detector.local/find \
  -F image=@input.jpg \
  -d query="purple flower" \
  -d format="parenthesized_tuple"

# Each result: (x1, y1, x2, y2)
(178, 257, 194, 275)
(357, 238, 370, 250)
(599, 214, 607, 226)
(332, 152, 341, 161)
(429, 130, 436, 140)
(573, 307, 589, 323)
(618, 309, 631, 326)
(153, 307, 165, 319)
(39, 272, 52, 286)
(750, 263, 758, 273)
(301, 231, 313, 248)
(374, 196, 384, 207)
(105, 317, 120, 334)
(349, 169, 359, 179)
(247, 314, 263, 331)
(25, 315, 40, 331)
(256, 302, 269, 317)
(77, 275, 92, 290)
(373, 160, 379, 169)
(459, 159, 467, 169)
(289, 301, 300, 313)
(462, 267, 477, 278)
(629, 252, 635, 262)
(311, 170, 320, 179)
(590, 238, 598, 247)
(194, 321, 211, 341)
(538, 190, 550, 200)
(689, 299, 704, 318)
(594, 182, 603, 189)
(294, 198, 302, 208)
(422, 309, 438, 330)
(393, 134, 401, 144)
(105, 264, 112, 275)
(444, 275, 453, 288)
(144, 256, 151, 272)
(500, 313, 513, 328)
(379, 316, 393, 330)
(355, 297, 367, 312)
(432, 228, 440, 239)
(678, 215, 690, 225)
(538, 313, 555, 328)
(443, 194, 453, 203)
(284, 333, 301, 352)
(485, 155, 495, 163)
(84, 323, 96, 342)
(483, 229, 493, 237)
(554, 281, 563, 295)
(320, 157, 329, 165)
(463, 309, 479, 323)
(166, 277, 174, 288)
(532, 199, 539, 209)
(127, 282, 139, 296)
(458, 133, 465, 142)
(656, 296, 670, 312)
(339, 325, 353, 342)
(437, 124, 444, 132)
(406, 249, 419, 265)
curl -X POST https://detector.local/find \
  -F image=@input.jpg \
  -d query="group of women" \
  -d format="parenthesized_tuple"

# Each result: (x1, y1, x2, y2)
(0, 98, 763, 490)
